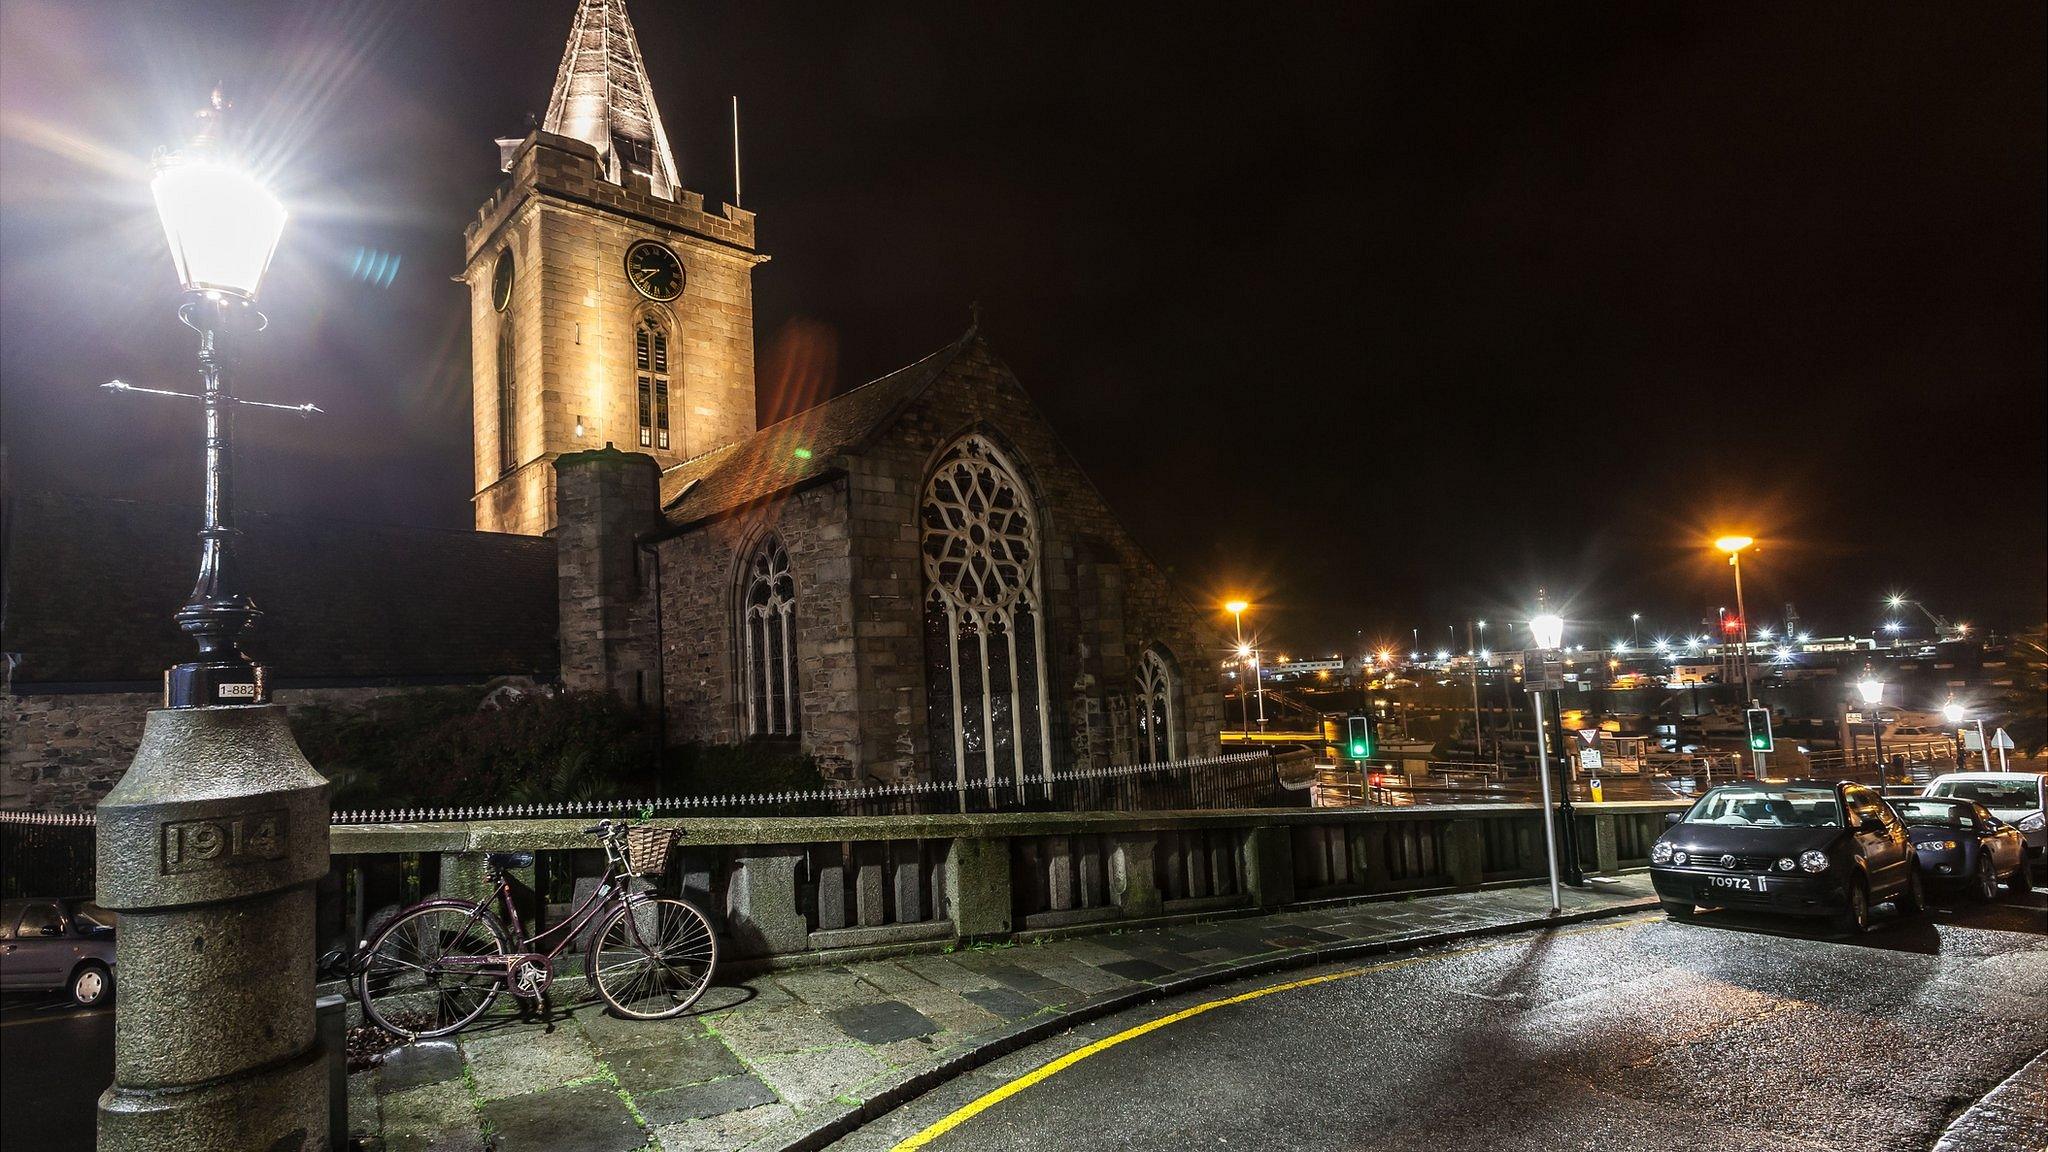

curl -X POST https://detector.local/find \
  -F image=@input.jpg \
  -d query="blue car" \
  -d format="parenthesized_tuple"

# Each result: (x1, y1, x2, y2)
(1891, 797, 2032, 902)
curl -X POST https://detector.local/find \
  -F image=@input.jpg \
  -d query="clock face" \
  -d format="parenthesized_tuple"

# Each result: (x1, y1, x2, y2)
(491, 249, 514, 312)
(625, 240, 684, 302)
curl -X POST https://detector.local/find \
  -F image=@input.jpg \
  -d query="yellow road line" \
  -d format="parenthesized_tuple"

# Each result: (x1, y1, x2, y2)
(892, 915, 1652, 1150)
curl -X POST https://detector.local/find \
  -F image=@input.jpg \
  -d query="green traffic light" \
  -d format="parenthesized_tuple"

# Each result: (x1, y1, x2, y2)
(1349, 743, 1366, 757)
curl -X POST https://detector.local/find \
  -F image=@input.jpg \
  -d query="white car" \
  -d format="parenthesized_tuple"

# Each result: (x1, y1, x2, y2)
(1922, 772, 2048, 857)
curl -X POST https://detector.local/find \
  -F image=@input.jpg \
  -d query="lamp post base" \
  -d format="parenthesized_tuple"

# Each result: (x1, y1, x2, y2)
(95, 704, 329, 1152)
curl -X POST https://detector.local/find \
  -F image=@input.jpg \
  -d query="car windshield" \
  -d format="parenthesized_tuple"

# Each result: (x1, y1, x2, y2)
(1891, 800, 1969, 827)
(1684, 785, 1840, 827)
(1930, 779, 2042, 808)
(73, 903, 116, 932)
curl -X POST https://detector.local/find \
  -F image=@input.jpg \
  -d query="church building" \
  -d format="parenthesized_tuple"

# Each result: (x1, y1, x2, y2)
(468, 0, 1229, 788)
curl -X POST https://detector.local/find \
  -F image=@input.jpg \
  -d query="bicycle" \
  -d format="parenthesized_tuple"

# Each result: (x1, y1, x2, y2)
(352, 820, 718, 1040)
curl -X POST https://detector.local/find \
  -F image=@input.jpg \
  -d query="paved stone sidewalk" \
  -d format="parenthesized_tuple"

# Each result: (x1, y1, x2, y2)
(348, 876, 1657, 1152)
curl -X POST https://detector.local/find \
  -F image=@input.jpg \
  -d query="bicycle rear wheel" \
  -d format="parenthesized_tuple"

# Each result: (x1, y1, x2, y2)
(588, 897, 718, 1019)
(357, 902, 511, 1039)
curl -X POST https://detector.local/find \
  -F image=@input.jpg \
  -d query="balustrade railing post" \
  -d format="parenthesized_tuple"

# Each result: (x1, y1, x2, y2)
(946, 834, 1012, 940)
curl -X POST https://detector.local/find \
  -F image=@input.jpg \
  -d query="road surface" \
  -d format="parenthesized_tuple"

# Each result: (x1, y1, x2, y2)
(839, 884, 2047, 1152)
(0, 988, 112, 1151)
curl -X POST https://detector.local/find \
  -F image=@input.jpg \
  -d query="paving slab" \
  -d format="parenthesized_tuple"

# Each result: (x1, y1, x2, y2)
(380, 1080, 482, 1152)
(637, 1074, 781, 1126)
(376, 1040, 466, 1094)
(711, 1006, 857, 1060)
(610, 1032, 749, 1094)
(826, 1000, 941, 1045)
(960, 986, 1044, 1020)
(653, 1102, 796, 1152)
(461, 1024, 604, 1101)
(750, 1045, 890, 1108)
(479, 1082, 644, 1152)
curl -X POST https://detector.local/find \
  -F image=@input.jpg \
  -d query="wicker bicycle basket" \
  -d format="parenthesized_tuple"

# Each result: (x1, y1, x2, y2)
(621, 826, 677, 876)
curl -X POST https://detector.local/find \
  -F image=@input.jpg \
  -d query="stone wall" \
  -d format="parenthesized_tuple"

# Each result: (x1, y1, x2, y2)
(2, 685, 483, 812)
(841, 338, 1228, 782)
(655, 480, 860, 776)
(555, 447, 662, 701)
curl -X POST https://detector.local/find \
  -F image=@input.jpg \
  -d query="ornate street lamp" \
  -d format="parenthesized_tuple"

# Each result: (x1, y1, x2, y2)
(95, 90, 331, 1152)
(107, 89, 315, 707)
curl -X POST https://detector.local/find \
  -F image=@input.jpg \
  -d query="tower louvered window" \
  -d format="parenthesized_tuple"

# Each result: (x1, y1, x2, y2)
(496, 319, 516, 473)
(636, 316, 670, 450)
(921, 435, 1053, 799)
(742, 535, 798, 736)
(1134, 647, 1179, 765)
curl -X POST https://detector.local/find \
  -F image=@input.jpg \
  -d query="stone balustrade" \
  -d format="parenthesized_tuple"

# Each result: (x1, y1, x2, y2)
(326, 802, 1686, 968)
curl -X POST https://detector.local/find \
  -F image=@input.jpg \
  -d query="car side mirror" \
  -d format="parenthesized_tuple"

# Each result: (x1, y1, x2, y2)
(1664, 812, 1684, 826)
(39, 924, 61, 937)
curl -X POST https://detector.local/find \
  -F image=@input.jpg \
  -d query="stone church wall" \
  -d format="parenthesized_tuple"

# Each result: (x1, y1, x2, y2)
(654, 480, 861, 776)
(843, 340, 1227, 782)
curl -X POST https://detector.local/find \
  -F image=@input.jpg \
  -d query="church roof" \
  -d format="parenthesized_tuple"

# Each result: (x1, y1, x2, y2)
(659, 331, 974, 526)
(543, 0, 681, 200)
(1, 492, 559, 688)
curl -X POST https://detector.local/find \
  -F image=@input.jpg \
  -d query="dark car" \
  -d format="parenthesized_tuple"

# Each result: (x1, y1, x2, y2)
(0, 897, 117, 1006)
(1650, 779, 1922, 933)
(1891, 796, 2033, 901)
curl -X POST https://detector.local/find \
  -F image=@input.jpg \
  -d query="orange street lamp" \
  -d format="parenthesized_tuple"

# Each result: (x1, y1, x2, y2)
(1714, 535, 1758, 764)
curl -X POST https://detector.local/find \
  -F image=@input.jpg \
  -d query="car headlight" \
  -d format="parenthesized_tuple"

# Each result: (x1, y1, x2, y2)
(1916, 840, 1958, 852)
(1650, 841, 1674, 864)
(1775, 857, 1796, 871)
(2020, 812, 2045, 833)
(1799, 850, 1829, 873)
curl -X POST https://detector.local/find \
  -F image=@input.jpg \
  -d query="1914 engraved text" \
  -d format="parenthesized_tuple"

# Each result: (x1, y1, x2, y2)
(161, 809, 289, 875)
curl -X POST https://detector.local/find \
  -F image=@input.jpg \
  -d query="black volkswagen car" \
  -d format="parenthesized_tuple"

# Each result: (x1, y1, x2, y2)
(1650, 779, 1922, 933)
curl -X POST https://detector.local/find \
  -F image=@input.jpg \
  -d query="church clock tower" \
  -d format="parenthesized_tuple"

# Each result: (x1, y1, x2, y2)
(462, 0, 764, 536)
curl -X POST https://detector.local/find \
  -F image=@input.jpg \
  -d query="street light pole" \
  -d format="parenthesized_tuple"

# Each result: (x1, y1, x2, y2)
(94, 90, 333, 1152)
(1227, 600, 1251, 739)
(1858, 671, 1886, 781)
(1467, 620, 1484, 764)
(1715, 536, 1760, 776)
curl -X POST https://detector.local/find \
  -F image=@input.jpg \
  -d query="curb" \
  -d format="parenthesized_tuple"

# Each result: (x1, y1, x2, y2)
(1932, 1048, 2048, 1152)
(766, 893, 1662, 1151)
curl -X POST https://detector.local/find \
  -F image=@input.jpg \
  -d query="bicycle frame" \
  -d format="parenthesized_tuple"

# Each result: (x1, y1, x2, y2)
(430, 857, 643, 978)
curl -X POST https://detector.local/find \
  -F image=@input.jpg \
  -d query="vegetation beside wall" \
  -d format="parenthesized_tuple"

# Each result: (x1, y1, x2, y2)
(294, 688, 659, 809)
(662, 741, 827, 798)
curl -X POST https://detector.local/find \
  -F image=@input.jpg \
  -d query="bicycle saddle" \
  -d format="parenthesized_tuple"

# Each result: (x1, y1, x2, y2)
(487, 851, 534, 871)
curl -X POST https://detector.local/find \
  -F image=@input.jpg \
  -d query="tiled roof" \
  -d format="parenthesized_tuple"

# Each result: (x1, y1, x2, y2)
(659, 332, 971, 525)
(1, 491, 558, 687)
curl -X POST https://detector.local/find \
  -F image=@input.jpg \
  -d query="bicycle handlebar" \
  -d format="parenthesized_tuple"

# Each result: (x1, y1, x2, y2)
(582, 821, 613, 836)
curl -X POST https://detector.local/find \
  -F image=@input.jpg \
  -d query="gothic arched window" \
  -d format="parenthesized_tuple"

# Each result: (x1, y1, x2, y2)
(741, 535, 797, 736)
(1134, 647, 1179, 765)
(496, 318, 517, 473)
(921, 434, 1053, 797)
(636, 314, 672, 451)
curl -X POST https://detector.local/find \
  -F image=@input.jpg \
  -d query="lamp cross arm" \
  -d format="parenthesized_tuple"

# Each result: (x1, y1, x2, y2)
(101, 379, 321, 417)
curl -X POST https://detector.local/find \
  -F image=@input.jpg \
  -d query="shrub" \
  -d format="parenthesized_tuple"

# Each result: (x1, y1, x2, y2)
(293, 689, 659, 809)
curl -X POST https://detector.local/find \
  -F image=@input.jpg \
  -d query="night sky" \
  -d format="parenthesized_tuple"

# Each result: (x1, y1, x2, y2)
(2, 1, 2041, 655)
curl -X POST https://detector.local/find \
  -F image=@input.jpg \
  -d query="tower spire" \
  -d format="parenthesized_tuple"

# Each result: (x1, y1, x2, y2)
(543, 0, 681, 199)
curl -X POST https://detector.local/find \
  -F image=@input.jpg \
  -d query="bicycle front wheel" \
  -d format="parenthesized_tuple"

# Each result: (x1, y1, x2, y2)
(357, 902, 511, 1039)
(588, 897, 718, 1019)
